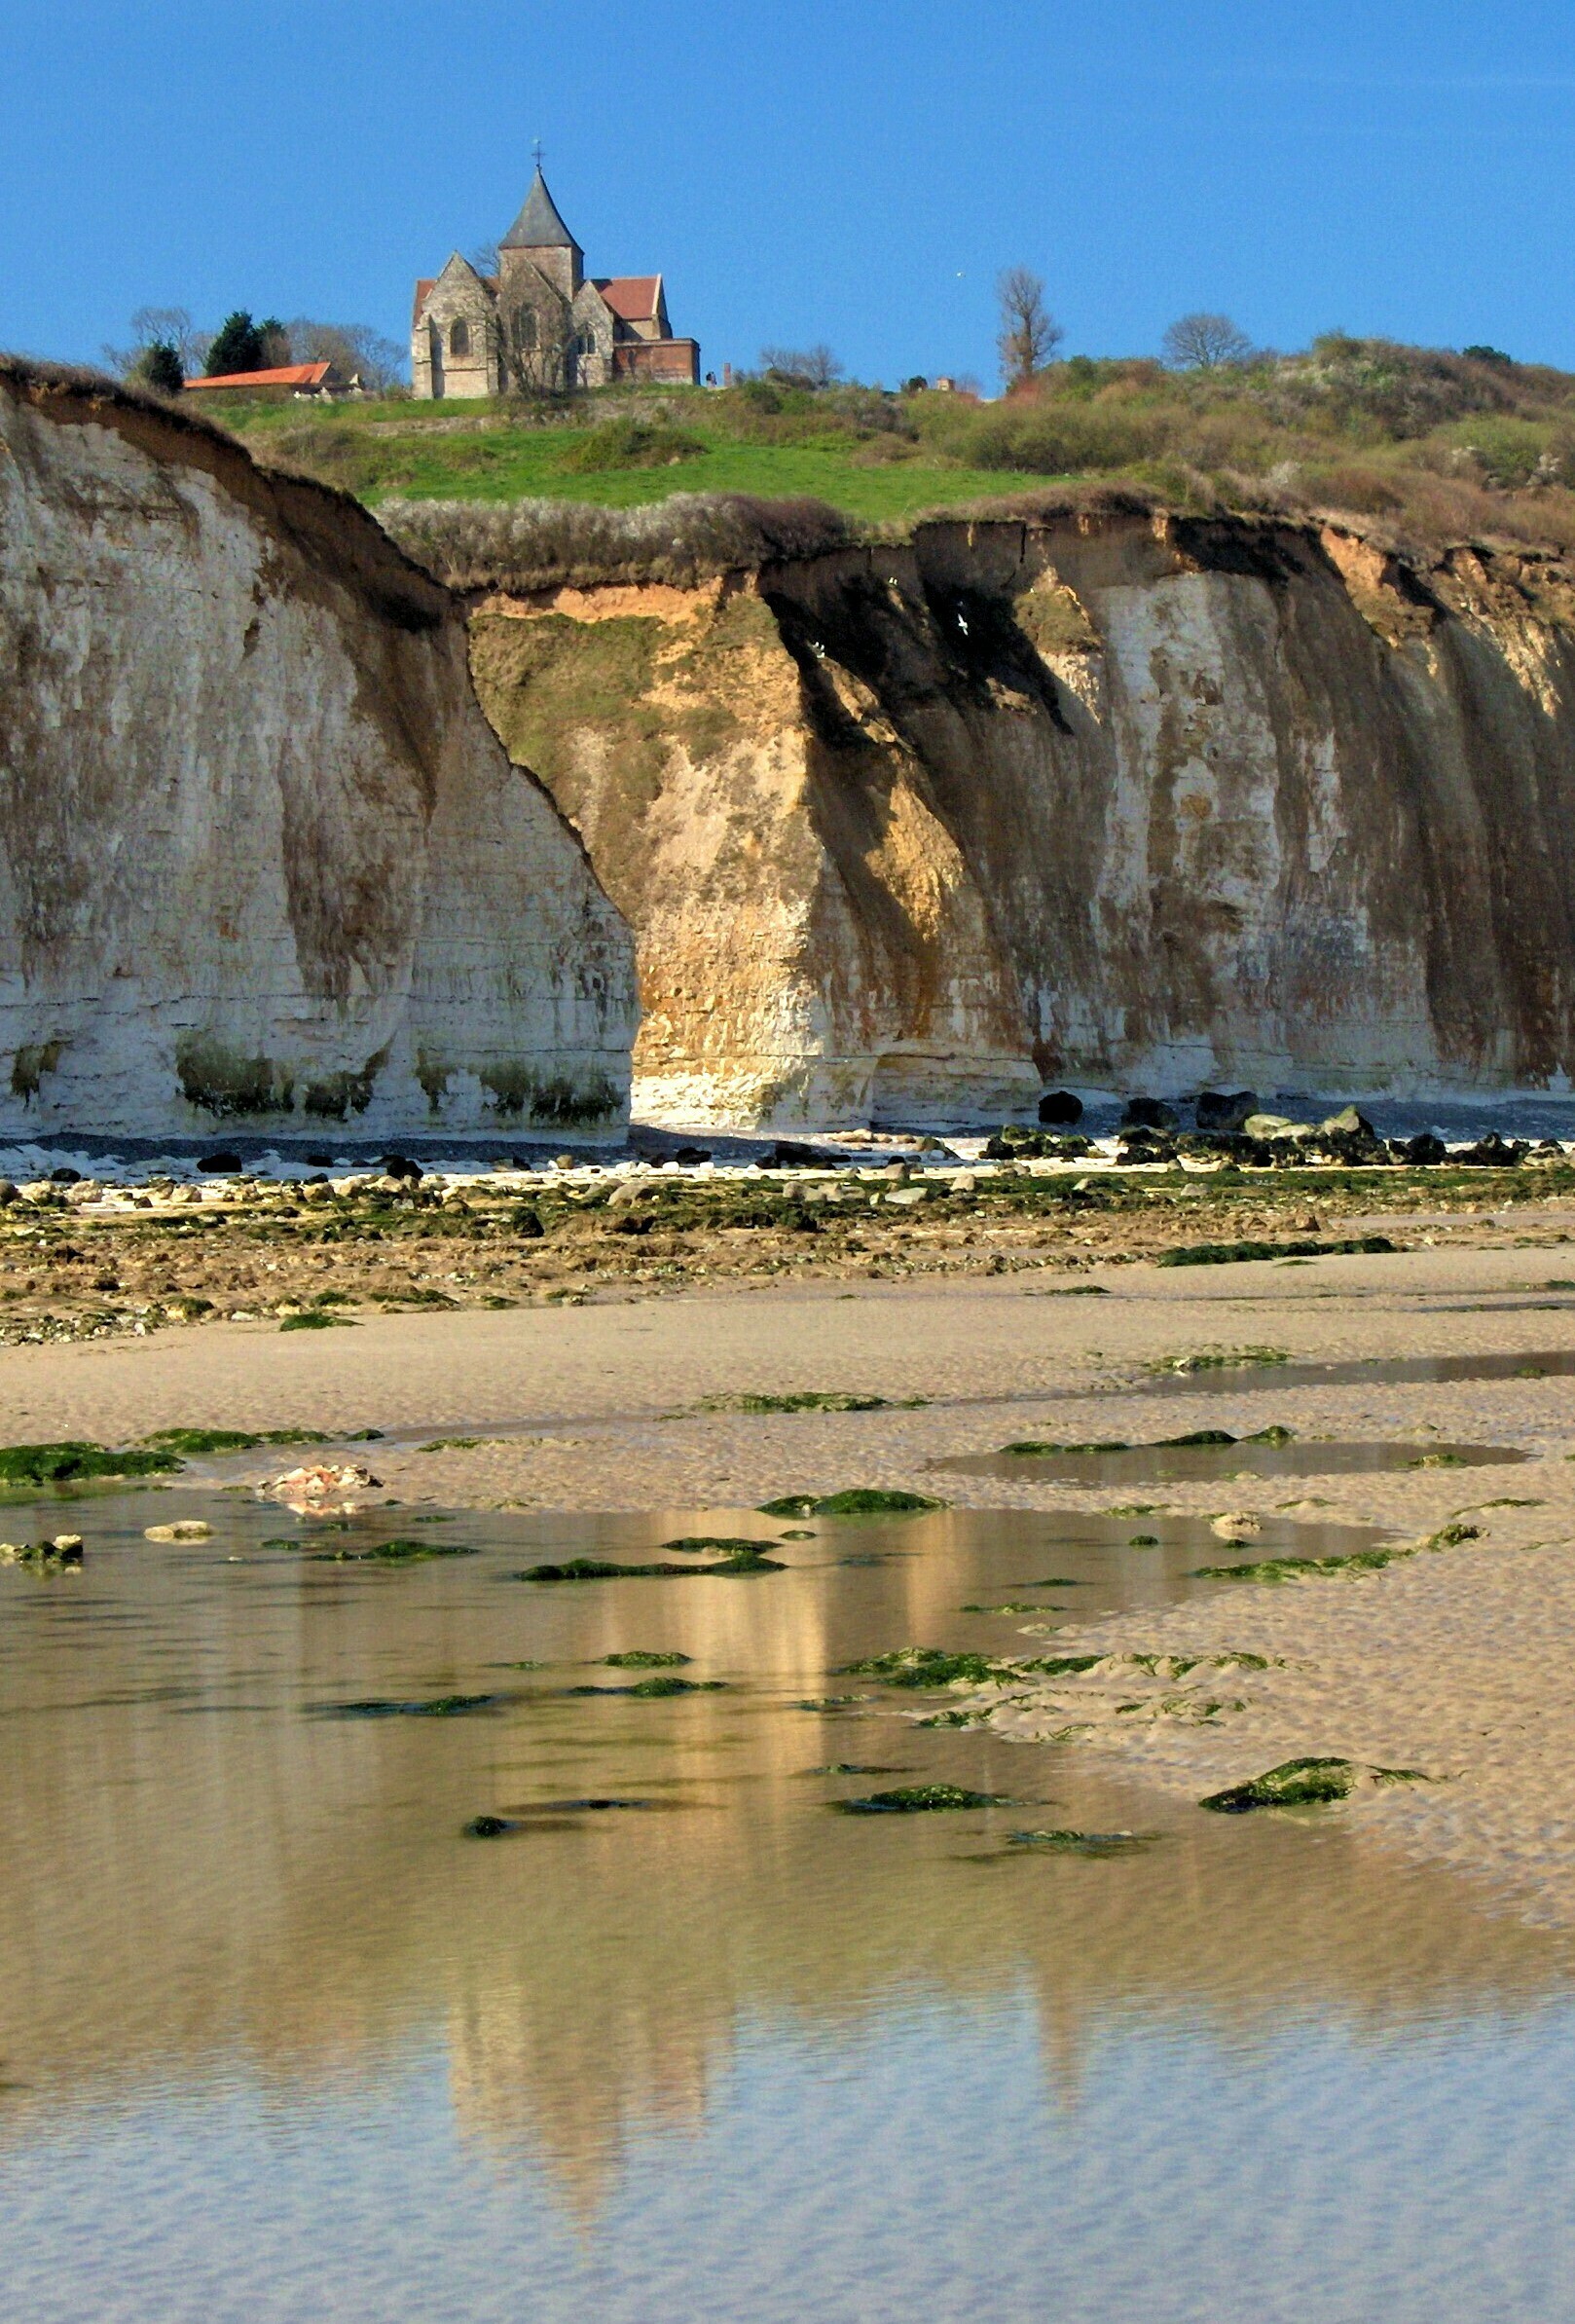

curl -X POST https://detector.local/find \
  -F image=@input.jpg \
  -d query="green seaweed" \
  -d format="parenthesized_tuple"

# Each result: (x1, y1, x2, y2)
(1005, 1828, 1153, 1855)
(280, 1310, 356, 1332)
(1003, 1438, 1131, 1457)
(603, 1650, 692, 1668)
(697, 1390, 920, 1414)
(1200, 1756, 1427, 1813)
(514, 1550, 783, 1580)
(842, 1646, 1102, 1687)
(1151, 1347, 1290, 1374)
(1195, 1519, 1479, 1583)
(757, 1489, 945, 1517)
(835, 1785, 1008, 1815)
(1156, 1235, 1397, 1268)
(175, 1034, 293, 1119)
(463, 1797, 656, 1836)
(569, 1676, 726, 1698)
(1193, 1548, 1398, 1581)
(318, 1693, 503, 1718)
(140, 1426, 331, 1457)
(961, 1600, 1069, 1614)
(0, 1441, 181, 1484)
(661, 1534, 778, 1554)
(313, 1537, 477, 1565)
(11, 1038, 64, 1101)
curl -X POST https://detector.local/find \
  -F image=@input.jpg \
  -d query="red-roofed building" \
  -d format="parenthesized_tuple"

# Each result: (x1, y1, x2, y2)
(184, 360, 351, 400)
(411, 166, 699, 397)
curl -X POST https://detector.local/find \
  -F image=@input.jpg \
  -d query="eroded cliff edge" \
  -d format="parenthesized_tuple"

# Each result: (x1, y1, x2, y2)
(0, 358, 636, 1140)
(464, 508, 1575, 1126)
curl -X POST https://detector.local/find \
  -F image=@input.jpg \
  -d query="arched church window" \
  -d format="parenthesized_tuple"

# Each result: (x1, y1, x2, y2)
(449, 318, 470, 358)
(512, 309, 538, 351)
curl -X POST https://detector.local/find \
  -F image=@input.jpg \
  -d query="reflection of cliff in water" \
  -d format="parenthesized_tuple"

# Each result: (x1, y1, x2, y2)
(0, 1499, 1570, 2221)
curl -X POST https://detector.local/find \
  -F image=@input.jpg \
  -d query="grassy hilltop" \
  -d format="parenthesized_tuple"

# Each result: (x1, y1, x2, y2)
(227, 336, 1575, 561)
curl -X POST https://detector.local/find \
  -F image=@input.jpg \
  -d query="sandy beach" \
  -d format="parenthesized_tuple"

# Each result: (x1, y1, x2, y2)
(7, 1228, 1575, 1924)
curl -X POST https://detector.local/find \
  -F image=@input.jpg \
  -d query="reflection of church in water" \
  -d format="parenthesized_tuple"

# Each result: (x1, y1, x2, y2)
(411, 161, 700, 398)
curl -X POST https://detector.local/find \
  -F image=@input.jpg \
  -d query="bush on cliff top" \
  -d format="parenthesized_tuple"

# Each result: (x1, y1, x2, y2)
(380, 491, 856, 591)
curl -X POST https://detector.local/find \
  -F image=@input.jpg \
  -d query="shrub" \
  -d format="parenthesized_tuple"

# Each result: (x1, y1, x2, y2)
(380, 491, 854, 590)
(556, 418, 707, 473)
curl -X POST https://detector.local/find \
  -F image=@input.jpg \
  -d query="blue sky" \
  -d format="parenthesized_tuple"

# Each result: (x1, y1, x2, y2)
(4, 0, 1575, 385)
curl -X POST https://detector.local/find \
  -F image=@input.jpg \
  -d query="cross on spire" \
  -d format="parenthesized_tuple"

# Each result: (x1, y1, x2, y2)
(532, 137, 544, 170)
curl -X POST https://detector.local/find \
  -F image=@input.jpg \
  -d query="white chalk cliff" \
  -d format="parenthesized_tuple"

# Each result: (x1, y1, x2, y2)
(464, 510, 1575, 1126)
(0, 358, 636, 1140)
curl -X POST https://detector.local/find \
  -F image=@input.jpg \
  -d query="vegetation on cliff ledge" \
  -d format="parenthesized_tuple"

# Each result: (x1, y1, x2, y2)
(216, 335, 1575, 581)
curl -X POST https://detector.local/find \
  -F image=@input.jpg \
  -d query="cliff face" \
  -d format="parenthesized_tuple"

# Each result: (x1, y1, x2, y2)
(0, 361, 636, 1140)
(468, 511, 1575, 1126)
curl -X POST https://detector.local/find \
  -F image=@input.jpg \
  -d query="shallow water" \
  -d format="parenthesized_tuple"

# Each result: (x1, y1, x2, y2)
(1143, 1345, 1575, 1395)
(936, 1437, 1530, 1487)
(2, 1488, 1572, 2323)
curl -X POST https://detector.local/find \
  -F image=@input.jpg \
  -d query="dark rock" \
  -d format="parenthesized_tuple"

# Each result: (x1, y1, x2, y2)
(1037, 1088, 1083, 1126)
(1319, 1104, 1375, 1138)
(1194, 1089, 1257, 1133)
(674, 1145, 713, 1164)
(1454, 1132, 1526, 1167)
(49, 1165, 81, 1184)
(198, 1149, 243, 1174)
(382, 1152, 423, 1181)
(0, 1181, 18, 1205)
(1116, 1125, 1178, 1164)
(1121, 1096, 1180, 1132)
(304, 1151, 336, 1167)
(511, 1204, 545, 1237)
(771, 1138, 840, 1167)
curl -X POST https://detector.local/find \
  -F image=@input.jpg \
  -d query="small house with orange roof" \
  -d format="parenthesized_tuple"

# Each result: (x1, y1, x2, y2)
(183, 360, 352, 401)
(411, 164, 699, 398)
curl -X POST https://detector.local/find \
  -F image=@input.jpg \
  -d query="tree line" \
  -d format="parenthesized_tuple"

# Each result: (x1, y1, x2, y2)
(104, 307, 407, 395)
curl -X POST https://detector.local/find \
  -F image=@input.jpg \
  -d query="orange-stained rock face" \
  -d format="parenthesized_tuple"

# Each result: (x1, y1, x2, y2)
(0, 361, 636, 1138)
(469, 509, 1575, 1127)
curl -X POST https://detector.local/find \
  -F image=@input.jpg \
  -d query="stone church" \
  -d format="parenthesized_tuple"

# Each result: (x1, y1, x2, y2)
(411, 166, 699, 398)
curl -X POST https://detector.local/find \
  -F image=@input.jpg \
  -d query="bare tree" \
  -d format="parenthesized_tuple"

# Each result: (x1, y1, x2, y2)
(1161, 312, 1253, 370)
(758, 343, 844, 388)
(468, 242, 500, 279)
(101, 305, 208, 380)
(289, 319, 407, 391)
(996, 268, 1063, 390)
(498, 292, 575, 394)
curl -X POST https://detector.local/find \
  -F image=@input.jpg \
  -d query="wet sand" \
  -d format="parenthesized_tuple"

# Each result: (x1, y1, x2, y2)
(11, 1236, 1575, 1924)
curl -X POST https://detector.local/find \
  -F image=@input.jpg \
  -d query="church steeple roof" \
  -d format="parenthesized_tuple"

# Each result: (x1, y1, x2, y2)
(501, 166, 579, 251)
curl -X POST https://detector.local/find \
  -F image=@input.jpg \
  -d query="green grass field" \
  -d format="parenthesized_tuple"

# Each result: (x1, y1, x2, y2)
(228, 390, 1065, 519)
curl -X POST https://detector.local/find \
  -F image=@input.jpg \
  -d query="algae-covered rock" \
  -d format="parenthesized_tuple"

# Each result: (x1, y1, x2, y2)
(1199, 1756, 1426, 1812)
(0, 1440, 181, 1484)
(834, 1785, 1008, 1815)
(758, 1488, 945, 1518)
(1006, 1828, 1153, 1856)
(0, 1533, 84, 1569)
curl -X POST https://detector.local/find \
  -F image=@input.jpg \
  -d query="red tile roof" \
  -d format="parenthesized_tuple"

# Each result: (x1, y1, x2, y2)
(413, 279, 436, 329)
(594, 276, 662, 323)
(185, 362, 338, 390)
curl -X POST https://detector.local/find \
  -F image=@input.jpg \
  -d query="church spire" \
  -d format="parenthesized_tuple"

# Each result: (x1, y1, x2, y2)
(501, 162, 578, 251)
